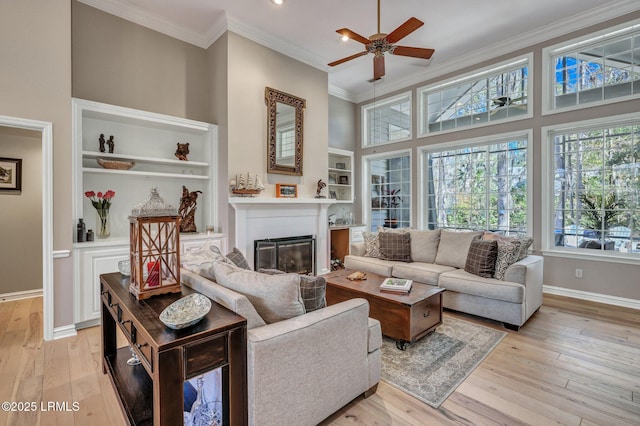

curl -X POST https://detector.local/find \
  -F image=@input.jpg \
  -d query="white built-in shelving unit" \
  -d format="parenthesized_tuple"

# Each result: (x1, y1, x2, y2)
(328, 147, 354, 203)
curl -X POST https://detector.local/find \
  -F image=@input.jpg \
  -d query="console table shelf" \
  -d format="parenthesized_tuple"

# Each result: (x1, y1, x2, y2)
(100, 272, 248, 425)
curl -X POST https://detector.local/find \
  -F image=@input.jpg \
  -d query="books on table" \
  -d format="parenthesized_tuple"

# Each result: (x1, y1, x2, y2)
(379, 278, 413, 293)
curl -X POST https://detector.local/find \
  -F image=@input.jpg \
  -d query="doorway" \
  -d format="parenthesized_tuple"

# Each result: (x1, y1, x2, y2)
(0, 115, 53, 341)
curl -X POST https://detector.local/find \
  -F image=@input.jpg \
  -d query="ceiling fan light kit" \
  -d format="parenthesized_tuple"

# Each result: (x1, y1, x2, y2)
(328, 0, 435, 81)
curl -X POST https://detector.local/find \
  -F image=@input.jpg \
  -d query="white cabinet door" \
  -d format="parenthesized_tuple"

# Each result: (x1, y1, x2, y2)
(74, 245, 128, 328)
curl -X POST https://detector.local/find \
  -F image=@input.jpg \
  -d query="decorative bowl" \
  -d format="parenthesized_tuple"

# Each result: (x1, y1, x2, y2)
(117, 259, 130, 276)
(97, 158, 135, 170)
(159, 293, 211, 330)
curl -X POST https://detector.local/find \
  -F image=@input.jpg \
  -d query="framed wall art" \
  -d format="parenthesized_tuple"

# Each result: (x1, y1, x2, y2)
(276, 183, 298, 198)
(0, 158, 22, 193)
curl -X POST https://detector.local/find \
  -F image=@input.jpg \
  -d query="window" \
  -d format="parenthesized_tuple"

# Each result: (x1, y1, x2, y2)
(546, 118, 640, 255)
(277, 127, 295, 164)
(544, 20, 640, 113)
(422, 133, 530, 235)
(365, 151, 411, 231)
(419, 56, 531, 135)
(362, 92, 411, 147)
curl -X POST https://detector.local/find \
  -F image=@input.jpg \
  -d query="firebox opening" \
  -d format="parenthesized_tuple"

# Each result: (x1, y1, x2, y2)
(254, 235, 316, 276)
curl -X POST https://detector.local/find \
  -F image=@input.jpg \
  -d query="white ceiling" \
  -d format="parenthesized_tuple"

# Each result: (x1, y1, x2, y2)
(80, 0, 640, 103)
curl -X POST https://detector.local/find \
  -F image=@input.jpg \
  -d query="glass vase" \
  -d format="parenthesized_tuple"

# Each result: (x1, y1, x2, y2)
(96, 209, 110, 238)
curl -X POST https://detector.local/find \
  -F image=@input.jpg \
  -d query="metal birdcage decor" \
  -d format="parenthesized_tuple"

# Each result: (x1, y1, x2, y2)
(129, 188, 182, 300)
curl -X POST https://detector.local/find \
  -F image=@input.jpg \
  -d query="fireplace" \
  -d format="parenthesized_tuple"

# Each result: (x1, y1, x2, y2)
(254, 235, 316, 275)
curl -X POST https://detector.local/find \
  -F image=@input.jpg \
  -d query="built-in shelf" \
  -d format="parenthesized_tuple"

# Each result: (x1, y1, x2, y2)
(82, 167, 209, 180)
(328, 148, 354, 203)
(82, 150, 209, 167)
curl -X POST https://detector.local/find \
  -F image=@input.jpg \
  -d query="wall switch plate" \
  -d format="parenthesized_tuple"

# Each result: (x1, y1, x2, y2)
(575, 268, 583, 278)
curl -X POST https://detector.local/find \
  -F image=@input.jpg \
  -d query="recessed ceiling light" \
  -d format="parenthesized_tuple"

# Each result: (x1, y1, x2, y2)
(272, 0, 284, 5)
(341, 34, 349, 42)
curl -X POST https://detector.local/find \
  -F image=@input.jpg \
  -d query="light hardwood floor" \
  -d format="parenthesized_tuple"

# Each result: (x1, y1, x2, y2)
(1, 295, 639, 425)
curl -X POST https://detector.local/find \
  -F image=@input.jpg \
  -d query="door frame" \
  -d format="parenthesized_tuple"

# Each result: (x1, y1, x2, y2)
(0, 115, 53, 341)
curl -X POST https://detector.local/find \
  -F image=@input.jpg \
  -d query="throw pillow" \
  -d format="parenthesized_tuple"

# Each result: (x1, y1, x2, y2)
(434, 230, 483, 269)
(258, 269, 326, 312)
(377, 226, 413, 234)
(493, 238, 522, 280)
(378, 232, 412, 262)
(213, 262, 305, 323)
(181, 241, 232, 280)
(409, 229, 441, 263)
(464, 239, 498, 278)
(362, 232, 381, 258)
(483, 231, 533, 262)
(226, 247, 250, 269)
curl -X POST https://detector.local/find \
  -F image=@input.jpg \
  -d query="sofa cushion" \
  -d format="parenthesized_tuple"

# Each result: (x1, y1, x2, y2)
(439, 269, 524, 304)
(493, 239, 522, 280)
(378, 232, 412, 262)
(391, 262, 456, 286)
(226, 247, 250, 269)
(483, 231, 533, 261)
(434, 230, 483, 269)
(344, 255, 394, 277)
(362, 232, 380, 258)
(409, 229, 441, 263)
(259, 269, 326, 312)
(517, 237, 534, 260)
(464, 239, 498, 278)
(213, 261, 305, 323)
(181, 269, 266, 329)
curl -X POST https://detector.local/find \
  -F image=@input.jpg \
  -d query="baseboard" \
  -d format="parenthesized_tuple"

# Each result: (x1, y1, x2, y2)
(0, 289, 43, 302)
(52, 324, 77, 340)
(543, 285, 640, 310)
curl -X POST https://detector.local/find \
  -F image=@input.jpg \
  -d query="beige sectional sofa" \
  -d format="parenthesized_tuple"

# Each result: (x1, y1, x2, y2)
(345, 229, 544, 330)
(181, 268, 381, 426)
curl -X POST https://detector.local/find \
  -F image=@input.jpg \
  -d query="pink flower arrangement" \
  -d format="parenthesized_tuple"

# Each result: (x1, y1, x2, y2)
(85, 190, 116, 211)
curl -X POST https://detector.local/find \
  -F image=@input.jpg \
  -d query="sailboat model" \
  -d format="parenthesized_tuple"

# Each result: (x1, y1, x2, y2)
(229, 173, 265, 196)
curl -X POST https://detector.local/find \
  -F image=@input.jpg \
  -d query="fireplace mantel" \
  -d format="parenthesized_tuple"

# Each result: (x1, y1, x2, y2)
(229, 198, 336, 274)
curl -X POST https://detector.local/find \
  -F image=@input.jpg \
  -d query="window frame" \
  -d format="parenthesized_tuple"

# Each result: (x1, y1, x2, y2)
(417, 129, 533, 237)
(361, 149, 412, 230)
(417, 54, 533, 137)
(541, 112, 640, 265)
(361, 91, 412, 148)
(542, 18, 640, 115)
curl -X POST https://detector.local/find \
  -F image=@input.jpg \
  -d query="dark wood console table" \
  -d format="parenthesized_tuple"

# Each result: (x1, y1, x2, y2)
(100, 272, 248, 425)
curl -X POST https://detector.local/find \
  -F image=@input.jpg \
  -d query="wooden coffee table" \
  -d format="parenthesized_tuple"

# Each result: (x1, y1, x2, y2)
(324, 269, 445, 350)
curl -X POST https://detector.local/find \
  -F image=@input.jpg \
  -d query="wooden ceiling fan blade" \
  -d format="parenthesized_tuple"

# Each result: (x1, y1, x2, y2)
(336, 28, 371, 45)
(386, 17, 424, 44)
(392, 46, 435, 60)
(373, 55, 385, 80)
(328, 51, 368, 67)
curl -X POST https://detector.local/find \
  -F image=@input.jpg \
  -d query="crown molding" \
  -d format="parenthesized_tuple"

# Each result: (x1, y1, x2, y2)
(328, 85, 357, 103)
(78, 0, 211, 48)
(352, 0, 640, 103)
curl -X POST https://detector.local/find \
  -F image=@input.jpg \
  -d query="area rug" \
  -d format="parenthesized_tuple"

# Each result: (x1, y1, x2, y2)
(381, 316, 507, 408)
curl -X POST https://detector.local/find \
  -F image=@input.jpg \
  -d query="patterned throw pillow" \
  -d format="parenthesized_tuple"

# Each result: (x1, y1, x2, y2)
(258, 269, 326, 312)
(493, 239, 521, 280)
(464, 239, 498, 278)
(483, 231, 533, 261)
(226, 247, 250, 269)
(181, 241, 233, 280)
(363, 232, 381, 258)
(378, 232, 412, 262)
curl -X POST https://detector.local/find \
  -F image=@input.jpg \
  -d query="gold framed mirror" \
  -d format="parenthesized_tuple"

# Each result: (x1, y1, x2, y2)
(265, 87, 306, 176)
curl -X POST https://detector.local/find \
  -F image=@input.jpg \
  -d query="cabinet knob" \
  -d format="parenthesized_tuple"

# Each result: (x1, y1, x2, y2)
(423, 311, 431, 318)
(135, 342, 148, 349)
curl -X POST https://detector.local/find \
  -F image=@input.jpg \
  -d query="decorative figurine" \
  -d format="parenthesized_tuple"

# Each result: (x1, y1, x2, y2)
(107, 135, 115, 153)
(175, 142, 190, 161)
(315, 179, 327, 198)
(179, 185, 202, 233)
(99, 134, 106, 153)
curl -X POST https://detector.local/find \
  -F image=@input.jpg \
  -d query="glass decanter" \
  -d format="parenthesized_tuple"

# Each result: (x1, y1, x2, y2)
(190, 376, 215, 426)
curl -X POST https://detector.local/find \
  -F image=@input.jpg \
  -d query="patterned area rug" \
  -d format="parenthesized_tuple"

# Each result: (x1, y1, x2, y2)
(381, 316, 507, 408)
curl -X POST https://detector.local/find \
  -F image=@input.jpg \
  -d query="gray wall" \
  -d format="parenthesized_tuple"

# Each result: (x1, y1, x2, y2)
(72, 1, 209, 121)
(329, 95, 357, 151)
(355, 11, 640, 301)
(0, 127, 43, 293)
(0, 0, 72, 326)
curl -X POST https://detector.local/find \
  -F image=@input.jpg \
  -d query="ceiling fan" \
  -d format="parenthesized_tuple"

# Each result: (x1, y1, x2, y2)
(328, 0, 435, 81)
